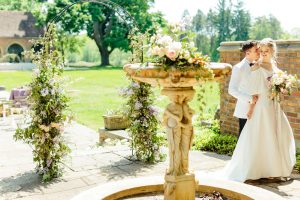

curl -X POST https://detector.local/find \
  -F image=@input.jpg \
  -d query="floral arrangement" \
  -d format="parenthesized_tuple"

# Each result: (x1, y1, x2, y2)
(129, 20, 212, 75)
(120, 81, 165, 163)
(14, 24, 70, 182)
(144, 22, 211, 72)
(268, 70, 299, 101)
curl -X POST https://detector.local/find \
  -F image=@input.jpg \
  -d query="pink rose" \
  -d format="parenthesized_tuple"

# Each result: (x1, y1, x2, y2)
(166, 49, 177, 61)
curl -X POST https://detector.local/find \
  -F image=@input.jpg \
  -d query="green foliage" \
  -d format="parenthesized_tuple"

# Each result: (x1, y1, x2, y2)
(232, 0, 251, 41)
(190, 0, 235, 61)
(121, 81, 165, 163)
(196, 84, 206, 121)
(0, 0, 42, 11)
(205, 9, 219, 61)
(196, 82, 219, 122)
(192, 10, 210, 56)
(215, 0, 233, 44)
(13, 24, 71, 182)
(57, 32, 86, 64)
(76, 35, 101, 62)
(192, 120, 237, 155)
(296, 148, 300, 173)
(189, 0, 289, 61)
(0, 54, 21, 63)
(250, 15, 284, 40)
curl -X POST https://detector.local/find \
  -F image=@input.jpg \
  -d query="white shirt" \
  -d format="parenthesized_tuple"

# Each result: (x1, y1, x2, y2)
(228, 58, 252, 119)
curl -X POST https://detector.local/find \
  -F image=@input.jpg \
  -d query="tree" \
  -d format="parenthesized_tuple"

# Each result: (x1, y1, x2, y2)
(0, 0, 44, 11)
(215, 0, 233, 44)
(206, 9, 219, 61)
(181, 9, 192, 30)
(191, 9, 210, 56)
(232, 0, 251, 41)
(250, 15, 284, 40)
(42, 0, 165, 66)
(57, 33, 86, 64)
(205, 0, 233, 61)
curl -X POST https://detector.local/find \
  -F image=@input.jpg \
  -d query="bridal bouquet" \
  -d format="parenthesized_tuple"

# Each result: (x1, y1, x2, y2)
(268, 70, 299, 101)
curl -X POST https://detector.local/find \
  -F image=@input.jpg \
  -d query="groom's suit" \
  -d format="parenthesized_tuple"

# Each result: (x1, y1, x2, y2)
(228, 58, 252, 137)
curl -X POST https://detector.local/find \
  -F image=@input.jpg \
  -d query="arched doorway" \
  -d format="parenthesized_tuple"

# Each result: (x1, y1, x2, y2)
(7, 43, 24, 61)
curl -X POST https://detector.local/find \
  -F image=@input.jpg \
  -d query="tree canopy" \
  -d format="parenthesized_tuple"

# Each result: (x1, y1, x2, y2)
(40, 0, 165, 66)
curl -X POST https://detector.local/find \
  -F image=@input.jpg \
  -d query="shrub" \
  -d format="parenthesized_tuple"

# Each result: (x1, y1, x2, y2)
(192, 120, 237, 156)
(296, 148, 300, 173)
(0, 53, 21, 63)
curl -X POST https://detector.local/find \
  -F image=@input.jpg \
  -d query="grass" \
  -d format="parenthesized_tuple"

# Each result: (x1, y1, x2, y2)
(0, 68, 220, 130)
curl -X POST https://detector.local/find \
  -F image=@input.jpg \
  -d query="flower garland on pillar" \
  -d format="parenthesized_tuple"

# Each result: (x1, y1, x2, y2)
(121, 81, 164, 163)
(14, 24, 70, 182)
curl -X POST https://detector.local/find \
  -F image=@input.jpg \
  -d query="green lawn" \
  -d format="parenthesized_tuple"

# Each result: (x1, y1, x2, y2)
(0, 68, 220, 130)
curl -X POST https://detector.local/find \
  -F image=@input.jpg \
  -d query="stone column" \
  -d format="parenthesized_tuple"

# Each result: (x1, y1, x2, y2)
(162, 87, 196, 200)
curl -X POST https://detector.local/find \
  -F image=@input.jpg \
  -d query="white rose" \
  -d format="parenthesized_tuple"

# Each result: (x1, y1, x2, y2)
(157, 35, 173, 46)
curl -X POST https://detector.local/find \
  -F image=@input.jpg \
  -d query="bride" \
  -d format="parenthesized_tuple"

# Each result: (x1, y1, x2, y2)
(219, 38, 296, 182)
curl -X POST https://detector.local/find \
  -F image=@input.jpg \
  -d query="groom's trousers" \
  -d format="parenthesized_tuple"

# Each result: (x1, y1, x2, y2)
(238, 118, 247, 138)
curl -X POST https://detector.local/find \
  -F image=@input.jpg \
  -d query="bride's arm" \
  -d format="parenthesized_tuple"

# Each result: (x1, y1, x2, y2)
(247, 95, 258, 119)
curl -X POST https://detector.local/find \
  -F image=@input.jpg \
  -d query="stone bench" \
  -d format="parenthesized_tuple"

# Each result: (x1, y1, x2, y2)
(98, 128, 131, 144)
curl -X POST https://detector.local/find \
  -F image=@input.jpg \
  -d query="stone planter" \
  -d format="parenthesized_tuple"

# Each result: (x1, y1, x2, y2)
(103, 115, 130, 130)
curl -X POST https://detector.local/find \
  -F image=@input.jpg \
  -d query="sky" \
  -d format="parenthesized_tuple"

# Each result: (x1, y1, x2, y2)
(152, 0, 300, 32)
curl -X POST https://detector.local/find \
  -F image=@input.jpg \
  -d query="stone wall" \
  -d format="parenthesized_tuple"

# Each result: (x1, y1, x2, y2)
(218, 40, 300, 144)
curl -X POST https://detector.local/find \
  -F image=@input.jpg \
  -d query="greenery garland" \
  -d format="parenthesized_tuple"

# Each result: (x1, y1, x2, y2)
(122, 30, 165, 163)
(14, 24, 70, 182)
(121, 81, 165, 163)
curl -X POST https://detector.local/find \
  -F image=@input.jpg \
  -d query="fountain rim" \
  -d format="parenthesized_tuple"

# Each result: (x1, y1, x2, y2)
(71, 175, 284, 200)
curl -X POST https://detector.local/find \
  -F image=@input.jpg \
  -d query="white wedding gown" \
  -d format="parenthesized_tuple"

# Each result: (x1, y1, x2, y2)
(217, 66, 296, 182)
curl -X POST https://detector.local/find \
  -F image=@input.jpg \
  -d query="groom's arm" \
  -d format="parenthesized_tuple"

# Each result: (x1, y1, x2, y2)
(228, 66, 252, 102)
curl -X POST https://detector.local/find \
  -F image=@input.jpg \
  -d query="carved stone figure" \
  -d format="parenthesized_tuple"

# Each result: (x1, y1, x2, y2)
(162, 88, 195, 176)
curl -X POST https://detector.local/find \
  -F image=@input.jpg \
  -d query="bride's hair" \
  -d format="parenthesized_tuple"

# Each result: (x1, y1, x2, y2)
(259, 38, 278, 64)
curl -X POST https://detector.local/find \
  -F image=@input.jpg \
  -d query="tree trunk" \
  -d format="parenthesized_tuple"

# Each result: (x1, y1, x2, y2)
(92, 17, 114, 67)
(99, 45, 110, 66)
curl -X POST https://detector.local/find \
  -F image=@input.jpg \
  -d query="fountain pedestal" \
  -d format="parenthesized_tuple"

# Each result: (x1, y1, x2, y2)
(161, 87, 196, 200)
(164, 173, 196, 200)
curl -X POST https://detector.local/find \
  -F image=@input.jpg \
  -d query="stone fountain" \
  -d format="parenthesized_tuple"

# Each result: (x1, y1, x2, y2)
(123, 62, 230, 200)
(72, 63, 284, 200)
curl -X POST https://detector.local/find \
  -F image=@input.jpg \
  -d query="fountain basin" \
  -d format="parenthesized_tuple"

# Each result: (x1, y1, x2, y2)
(71, 175, 284, 200)
(123, 62, 232, 87)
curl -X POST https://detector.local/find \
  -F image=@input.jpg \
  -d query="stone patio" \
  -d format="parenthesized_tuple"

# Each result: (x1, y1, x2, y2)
(0, 116, 299, 200)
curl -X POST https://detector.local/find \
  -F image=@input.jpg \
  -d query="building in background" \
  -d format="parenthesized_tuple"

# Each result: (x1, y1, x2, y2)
(0, 11, 44, 63)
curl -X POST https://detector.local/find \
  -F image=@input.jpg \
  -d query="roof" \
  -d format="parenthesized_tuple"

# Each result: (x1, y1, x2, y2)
(0, 11, 44, 38)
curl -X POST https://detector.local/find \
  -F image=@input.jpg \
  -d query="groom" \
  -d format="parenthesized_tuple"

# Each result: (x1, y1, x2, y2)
(228, 40, 260, 138)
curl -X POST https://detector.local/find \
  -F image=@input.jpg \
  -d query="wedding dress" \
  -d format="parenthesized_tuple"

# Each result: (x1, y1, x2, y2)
(217, 65, 296, 182)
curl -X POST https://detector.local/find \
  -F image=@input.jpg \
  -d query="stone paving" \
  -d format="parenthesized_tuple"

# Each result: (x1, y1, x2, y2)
(0, 115, 300, 200)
